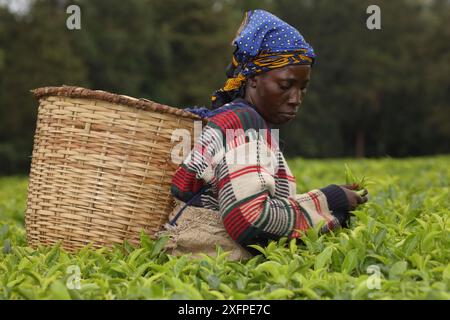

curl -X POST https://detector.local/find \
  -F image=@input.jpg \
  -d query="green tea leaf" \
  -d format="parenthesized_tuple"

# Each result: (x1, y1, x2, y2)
(389, 261, 408, 279)
(266, 288, 295, 299)
(49, 281, 72, 300)
(341, 249, 359, 274)
(314, 247, 333, 270)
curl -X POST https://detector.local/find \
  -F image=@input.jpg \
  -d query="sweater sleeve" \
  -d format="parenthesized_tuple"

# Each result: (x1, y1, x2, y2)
(170, 120, 224, 207)
(216, 140, 349, 248)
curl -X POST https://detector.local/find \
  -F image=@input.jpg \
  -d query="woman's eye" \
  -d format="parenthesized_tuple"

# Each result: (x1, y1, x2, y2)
(279, 84, 290, 90)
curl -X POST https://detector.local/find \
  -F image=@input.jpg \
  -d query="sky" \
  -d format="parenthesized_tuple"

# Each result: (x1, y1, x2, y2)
(0, 0, 32, 15)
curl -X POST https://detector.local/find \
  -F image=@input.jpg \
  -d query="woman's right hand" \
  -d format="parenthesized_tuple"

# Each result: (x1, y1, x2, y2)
(339, 186, 368, 211)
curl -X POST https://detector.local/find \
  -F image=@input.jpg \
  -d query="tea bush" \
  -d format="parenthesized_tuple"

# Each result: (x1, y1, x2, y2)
(0, 156, 448, 299)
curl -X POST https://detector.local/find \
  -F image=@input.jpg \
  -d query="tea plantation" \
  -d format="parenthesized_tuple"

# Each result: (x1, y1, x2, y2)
(0, 156, 449, 299)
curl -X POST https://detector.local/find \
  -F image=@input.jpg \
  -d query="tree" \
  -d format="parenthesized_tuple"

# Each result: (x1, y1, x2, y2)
(0, 0, 88, 174)
(274, 0, 448, 158)
(421, 0, 450, 154)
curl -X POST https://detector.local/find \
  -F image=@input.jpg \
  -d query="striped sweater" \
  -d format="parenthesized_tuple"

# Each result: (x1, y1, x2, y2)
(171, 98, 349, 249)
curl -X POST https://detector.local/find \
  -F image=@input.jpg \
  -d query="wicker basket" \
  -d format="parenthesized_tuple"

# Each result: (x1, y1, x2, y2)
(25, 86, 202, 252)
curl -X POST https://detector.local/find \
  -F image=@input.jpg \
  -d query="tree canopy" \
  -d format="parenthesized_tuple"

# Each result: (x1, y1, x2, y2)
(0, 0, 448, 174)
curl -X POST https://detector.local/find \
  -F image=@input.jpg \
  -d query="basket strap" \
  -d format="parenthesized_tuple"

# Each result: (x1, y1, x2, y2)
(169, 185, 209, 226)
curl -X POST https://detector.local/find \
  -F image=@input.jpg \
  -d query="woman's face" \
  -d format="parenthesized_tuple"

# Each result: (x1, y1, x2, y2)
(245, 64, 311, 124)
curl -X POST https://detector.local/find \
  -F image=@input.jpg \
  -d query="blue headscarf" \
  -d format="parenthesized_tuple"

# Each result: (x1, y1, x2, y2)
(186, 9, 316, 117)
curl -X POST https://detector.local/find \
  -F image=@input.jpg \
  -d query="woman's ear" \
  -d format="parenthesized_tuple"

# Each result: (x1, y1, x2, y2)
(247, 75, 258, 88)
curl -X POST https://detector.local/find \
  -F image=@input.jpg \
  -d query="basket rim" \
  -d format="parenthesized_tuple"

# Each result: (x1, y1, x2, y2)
(31, 85, 203, 121)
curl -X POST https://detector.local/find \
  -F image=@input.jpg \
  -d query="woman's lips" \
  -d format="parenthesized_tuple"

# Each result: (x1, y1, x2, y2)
(280, 112, 296, 118)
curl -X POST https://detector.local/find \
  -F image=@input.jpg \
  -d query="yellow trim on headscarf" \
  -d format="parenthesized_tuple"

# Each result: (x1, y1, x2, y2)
(253, 51, 313, 69)
(223, 73, 246, 91)
(232, 56, 238, 67)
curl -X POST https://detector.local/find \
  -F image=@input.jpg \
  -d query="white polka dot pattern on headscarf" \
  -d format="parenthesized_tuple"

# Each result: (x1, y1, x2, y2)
(232, 9, 316, 67)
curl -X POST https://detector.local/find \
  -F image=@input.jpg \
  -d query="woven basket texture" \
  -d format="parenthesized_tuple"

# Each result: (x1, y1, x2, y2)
(25, 86, 202, 252)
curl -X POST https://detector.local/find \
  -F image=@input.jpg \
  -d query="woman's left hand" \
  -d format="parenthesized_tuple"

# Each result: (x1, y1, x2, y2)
(340, 183, 359, 190)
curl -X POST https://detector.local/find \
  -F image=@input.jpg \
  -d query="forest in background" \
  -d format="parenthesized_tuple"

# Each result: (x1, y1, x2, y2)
(0, 0, 449, 174)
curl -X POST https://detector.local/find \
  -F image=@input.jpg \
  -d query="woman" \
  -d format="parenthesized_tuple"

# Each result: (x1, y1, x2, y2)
(163, 10, 368, 260)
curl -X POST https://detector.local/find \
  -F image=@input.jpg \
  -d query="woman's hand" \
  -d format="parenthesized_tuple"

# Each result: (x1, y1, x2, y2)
(339, 185, 368, 211)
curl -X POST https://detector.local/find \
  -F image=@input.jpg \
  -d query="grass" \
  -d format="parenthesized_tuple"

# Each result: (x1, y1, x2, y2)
(0, 155, 449, 299)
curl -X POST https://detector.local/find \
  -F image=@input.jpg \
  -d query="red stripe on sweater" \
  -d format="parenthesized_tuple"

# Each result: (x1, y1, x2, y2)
(266, 128, 272, 149)
(223, 202, 250, 232)
(223, 207, 246, 240)
(216, 165, 269, 191)
(172, 166, 204, 193)
(228, 210, 253, 239)
(225, 194, 267, 239)
(217, 173, 231, 190)
(171, 169, 191, 188)
(288, 198, 309, 238)
(223, 195, 260, 240)
(172, 167, 194, 186)
(289, 198, 299, 238)
(229, 165, 272, 180)
(307, 191, 334, 229)
(276, 171, 296, 182)
(210, 110, 242, 132)
(240, 194, 267, 224)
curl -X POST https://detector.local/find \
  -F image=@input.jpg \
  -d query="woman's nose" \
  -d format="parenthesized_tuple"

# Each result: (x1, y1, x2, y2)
(288, 89, 302, 106)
